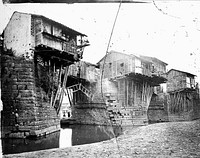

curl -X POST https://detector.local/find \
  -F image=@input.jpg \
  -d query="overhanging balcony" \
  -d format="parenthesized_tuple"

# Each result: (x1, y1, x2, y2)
(35, 32, 77, 54)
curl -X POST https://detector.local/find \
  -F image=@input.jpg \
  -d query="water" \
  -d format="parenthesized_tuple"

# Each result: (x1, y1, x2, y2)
(0, 124, 122, 156)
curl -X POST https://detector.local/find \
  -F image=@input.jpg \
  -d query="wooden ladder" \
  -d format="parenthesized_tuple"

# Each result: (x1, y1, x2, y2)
(66, 83, 93, 100)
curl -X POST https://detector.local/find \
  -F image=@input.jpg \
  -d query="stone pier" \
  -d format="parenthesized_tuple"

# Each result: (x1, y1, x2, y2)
(1, 55, 60, 138)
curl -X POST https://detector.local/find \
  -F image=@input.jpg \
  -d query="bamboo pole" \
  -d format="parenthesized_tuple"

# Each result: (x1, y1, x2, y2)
(177, 92, 180, 112)
(52, 64, 63, 108)
(145, 82, 148, 103)
(190, 93, 193, 111)
(127, 79, 129, 107)
(181, 93, 185, 112)
(57, 66, 70, 113)
(135, 83, 137, 106)
(142, 82, 145, 102)
(174, 93, 177, 113)
(131, 80, 133, 105)
(169, 95, 172, 113)
(172, 94, 174, 113)
(167, 94, 171, 113)
(183, 93, 186, 112)
(175, 93, 178, 113)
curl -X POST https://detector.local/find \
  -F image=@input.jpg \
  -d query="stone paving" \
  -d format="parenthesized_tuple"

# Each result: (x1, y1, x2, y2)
(3, 119, 200, 158)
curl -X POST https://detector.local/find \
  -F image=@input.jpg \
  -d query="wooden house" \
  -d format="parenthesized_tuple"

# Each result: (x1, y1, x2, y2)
(166, 69, 200, 121)
(1, 11, 89, 138)
(140, 56, 169, 123)
(167, 69, 196, 92)
(3, 11, 89, 63)
(97, 50, 168, 126)
(140, 55, 167, 76)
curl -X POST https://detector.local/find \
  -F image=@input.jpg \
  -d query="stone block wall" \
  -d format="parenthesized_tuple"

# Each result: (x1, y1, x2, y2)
(107, 106, 148, 126)
(147, 107, 168, 123)
(147, 93, 169, 123)
(1, 54, 60, 138)
(71, 103, 111, 126)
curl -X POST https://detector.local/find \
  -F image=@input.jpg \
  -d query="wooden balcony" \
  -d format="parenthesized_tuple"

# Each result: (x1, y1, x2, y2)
(35, 32, 78, 55)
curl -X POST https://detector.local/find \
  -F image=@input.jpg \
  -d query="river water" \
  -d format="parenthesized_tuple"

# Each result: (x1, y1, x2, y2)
(0, 124, 123, 156)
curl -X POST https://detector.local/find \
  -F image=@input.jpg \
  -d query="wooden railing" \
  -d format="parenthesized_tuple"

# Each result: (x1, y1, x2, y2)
(35, 32, 78, 55)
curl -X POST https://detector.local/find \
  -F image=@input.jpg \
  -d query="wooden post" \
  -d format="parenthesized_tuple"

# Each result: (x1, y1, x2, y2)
(127, 79, 129, 106)
(131, 80, 133, 106)
(135, 82, 137, 106)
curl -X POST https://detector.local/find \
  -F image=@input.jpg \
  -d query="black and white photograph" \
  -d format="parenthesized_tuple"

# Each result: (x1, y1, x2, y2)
(0, 0, 200, 157)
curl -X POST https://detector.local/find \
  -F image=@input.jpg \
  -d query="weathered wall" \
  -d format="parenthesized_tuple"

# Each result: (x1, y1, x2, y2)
(99, 51, 135, 79)
(108, 106, 149, 126)
(99, 51, 155, 79)
(1, 55, 60, 138)
(71, 103, 111, 125)
(167, 70, 195, 92)
(3, 12, 33, 58)
(140, 56, 167, 74)
(147, 93, 169, 123)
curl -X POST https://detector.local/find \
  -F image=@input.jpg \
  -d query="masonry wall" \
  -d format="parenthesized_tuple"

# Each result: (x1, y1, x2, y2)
(147, 93, 169, 123)
(71, 103, 111, 126)
(1, 54, 60, 138)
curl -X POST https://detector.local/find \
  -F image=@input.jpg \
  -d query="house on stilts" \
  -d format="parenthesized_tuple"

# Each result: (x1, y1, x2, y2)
(140, 56, 169, 123)
(1, 11, 89, 138)
(166, 69, 200, 121)
(97, 50, 168, 126)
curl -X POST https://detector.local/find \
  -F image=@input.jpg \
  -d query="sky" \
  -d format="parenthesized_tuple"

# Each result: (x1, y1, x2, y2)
(1, 1, 200, 81)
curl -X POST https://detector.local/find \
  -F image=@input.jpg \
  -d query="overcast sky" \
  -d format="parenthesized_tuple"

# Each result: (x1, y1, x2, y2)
(1, 1, 200, 81)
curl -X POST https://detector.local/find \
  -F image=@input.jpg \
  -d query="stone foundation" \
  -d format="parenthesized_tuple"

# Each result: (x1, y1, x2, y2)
(147, 94, 169, 123)
(147, 107, 168, 123)
(107, 106, 149, 126)
(71, 103, 111, 126)
(1, 55, 60, 138)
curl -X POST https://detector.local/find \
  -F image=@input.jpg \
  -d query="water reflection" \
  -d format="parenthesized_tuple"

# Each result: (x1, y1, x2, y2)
(70, 124, 115, 146)
(2, 131, 60, 155)
(1, 124, 122, 155)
